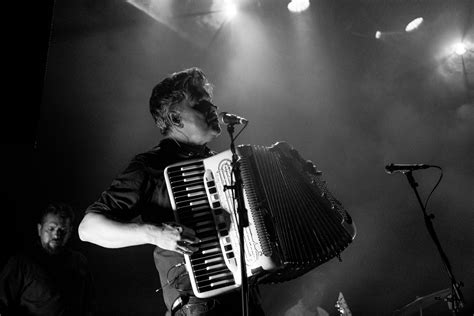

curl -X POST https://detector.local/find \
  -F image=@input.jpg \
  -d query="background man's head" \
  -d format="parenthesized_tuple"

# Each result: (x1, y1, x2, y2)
(149, 67, 213, 135)
(37, 203, 75, 254)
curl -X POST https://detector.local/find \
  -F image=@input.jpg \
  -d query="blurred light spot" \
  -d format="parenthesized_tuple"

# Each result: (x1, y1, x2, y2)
(453, 42, 467, 55)
(223, 2, 238, 20)
(405, 17, 423, 32)
(288, 0, 310, 13)
(375, 31, 382, 39)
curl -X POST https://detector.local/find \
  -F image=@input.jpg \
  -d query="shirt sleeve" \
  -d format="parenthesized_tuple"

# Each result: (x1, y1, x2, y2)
(85, 155, 153, 221)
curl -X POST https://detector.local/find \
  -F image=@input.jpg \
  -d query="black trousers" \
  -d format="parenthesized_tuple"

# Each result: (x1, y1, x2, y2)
(172, 289, 265, 316)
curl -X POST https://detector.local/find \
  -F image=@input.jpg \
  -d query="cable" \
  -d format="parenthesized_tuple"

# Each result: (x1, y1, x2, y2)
(232, 121, 249, 142)
(155, 261, 187, 293)
(423, 165, 443, 211)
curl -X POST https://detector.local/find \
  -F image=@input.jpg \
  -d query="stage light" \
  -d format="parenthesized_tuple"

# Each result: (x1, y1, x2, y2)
(223, 2, 238, 20)
(288, 0, 310, 13)
(405, 17, 423, 32)
(375, 31, 382, 39)
(453, 42, 467, 55)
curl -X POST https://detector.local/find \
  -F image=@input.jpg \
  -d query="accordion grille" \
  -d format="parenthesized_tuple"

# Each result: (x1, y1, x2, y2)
(238, 143, 354, 283)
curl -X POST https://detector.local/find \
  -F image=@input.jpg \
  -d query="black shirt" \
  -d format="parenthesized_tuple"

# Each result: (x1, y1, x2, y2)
(0, 243, 94, 316)
(85, 138, 215, 310)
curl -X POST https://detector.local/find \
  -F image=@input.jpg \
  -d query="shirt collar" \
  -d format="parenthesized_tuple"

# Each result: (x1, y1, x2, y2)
(159, 138, 212, 158)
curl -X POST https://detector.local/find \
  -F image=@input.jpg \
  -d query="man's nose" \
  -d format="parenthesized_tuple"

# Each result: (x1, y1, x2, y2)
(53, 229, 64, 239)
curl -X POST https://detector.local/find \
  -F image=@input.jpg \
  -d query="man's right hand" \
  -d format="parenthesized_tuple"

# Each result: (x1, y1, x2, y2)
(146, 223, 200, 255)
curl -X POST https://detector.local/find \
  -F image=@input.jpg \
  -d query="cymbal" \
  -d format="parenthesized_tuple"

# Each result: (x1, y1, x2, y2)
(393, 288, 451, 315)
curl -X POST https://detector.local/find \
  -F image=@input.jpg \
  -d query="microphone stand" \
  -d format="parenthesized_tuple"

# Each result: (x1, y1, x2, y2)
(403, 171, 464, 315)
(225, 123, 249, 316)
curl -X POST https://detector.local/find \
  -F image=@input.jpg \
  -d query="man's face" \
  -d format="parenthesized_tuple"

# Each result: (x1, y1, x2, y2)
(37, 213, 72, 254)
(177, 97, 221, 144)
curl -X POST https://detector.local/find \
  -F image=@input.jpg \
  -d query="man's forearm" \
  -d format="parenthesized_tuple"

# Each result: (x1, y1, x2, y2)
(78, 213, 154, 248)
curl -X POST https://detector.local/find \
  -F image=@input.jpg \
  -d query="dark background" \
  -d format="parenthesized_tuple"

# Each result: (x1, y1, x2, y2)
(2, 0, 473, 315)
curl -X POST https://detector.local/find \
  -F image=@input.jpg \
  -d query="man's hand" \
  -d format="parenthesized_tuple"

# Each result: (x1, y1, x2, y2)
(146, 223, 200, 255)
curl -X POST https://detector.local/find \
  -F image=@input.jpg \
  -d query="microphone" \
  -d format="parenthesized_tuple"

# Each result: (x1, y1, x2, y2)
(385, 163, 431, 174)
(219, 112, 248, 125)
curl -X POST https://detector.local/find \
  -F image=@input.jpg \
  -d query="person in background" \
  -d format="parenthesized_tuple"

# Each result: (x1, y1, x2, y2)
(0, 202, 95, 316)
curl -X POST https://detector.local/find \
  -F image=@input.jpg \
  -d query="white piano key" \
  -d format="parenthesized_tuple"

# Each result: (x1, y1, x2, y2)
(199, 236, 218, 243)
(184, 176, 203, 182)
(190, 200, 207, 206)
(206, 263, 226, 270)
(186, 185, 205, 191)
(179, 164, 201, 171)
(204, 257, 222, 264)
(187, 191, 206, 197)
(182, 170, 203, 177)
(208, 272, 233, 280)
(210, 279, 234, 287)
(201, 248, 220, 255)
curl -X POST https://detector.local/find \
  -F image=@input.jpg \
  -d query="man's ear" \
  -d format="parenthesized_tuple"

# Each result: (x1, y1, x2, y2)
(37, 223, 42, 237)
(169, 111, 183, 128)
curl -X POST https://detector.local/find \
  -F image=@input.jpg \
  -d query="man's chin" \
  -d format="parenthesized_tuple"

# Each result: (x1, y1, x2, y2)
(45, 244, 65, 254)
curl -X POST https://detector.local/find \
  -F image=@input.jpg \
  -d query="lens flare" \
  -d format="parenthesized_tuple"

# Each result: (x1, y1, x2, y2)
(405, 17, 423, 32)
(288, 0, 310, 13)
(224, 3, 238, 20)
(453, 42, 466, 56)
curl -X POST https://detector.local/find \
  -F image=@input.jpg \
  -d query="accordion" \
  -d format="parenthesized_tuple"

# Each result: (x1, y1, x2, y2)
(164, 141, 356, 298)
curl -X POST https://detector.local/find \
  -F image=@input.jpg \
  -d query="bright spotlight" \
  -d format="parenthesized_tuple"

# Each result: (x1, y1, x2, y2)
(288, 0, 310, 13)
(224, 3, 238, 20)
(375, 31, 382, 39)
(405, 17, 423, 32)
(453, 42, 467, 55)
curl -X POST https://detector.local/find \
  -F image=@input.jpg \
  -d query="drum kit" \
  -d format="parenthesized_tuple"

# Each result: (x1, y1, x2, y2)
(335, 287, 457, 315)
(393, 288, 453, 315)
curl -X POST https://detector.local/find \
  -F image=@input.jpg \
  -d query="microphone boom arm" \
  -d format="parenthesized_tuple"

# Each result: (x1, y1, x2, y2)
(402, 171, 465, 314)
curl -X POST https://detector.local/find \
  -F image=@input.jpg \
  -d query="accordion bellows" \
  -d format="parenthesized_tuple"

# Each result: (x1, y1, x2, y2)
(164, 141, 356, 298)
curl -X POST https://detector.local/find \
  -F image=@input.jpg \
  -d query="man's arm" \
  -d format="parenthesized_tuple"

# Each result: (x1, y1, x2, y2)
(78, 212, 152, 248)
(78, 155, 199, 253)
(78, 212, 198, 253)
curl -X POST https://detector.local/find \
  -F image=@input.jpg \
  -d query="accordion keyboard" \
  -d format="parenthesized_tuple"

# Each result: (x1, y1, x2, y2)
(165, 157, 241, 298)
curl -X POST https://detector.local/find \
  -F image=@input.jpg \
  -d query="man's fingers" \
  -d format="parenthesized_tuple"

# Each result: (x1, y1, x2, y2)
(180, 225, 195, 236)
(172, 224, 199, 243)
(163, 223, 183, 234)
(176, 245, 193, 255)
(181, 236, 201, 244)
(177, 240, 199, 253)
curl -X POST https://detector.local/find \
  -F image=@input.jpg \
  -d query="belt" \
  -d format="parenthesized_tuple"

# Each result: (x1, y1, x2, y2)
(170, 296, 216, 315)
(171, 296, 185, 314)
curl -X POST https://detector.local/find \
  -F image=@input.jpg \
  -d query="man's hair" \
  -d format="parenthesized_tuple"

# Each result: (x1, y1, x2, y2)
(149, 67, 213, 135)
(38, 202, 75, 225)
